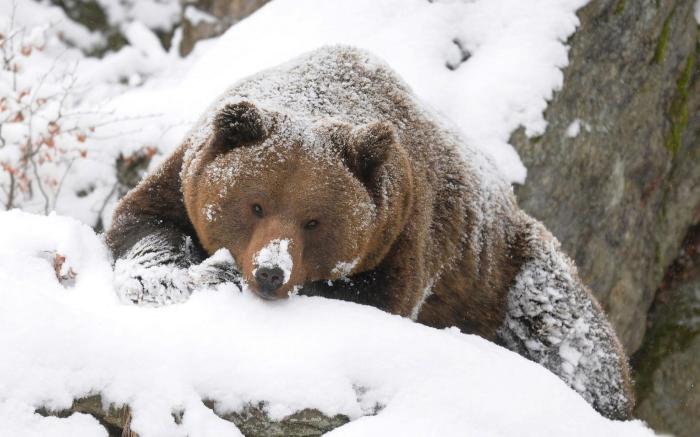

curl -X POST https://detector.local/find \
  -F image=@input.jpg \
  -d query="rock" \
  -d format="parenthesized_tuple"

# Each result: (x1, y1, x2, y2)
(37, 395, 134, 437)
(210, 402, 350, 437)
(510, 0, 700, 354)
(632, 224, 700, 437)
(179, 0, 271, 56)
(37, 395, 349, 437)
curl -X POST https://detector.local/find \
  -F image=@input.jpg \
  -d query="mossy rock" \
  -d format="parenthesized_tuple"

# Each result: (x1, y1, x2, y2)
(632, 279, 700, 437)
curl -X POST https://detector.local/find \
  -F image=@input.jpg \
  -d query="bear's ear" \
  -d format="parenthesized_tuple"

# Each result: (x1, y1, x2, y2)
(344, 121, 403, 198)
(212, 101, 267, 149)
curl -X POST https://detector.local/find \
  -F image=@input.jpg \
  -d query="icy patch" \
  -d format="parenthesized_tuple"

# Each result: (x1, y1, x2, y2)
(253, 239, 293, 284)
(331, 258, 359, 279)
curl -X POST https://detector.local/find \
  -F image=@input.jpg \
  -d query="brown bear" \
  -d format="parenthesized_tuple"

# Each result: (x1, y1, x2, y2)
(106, 46, 634, 420)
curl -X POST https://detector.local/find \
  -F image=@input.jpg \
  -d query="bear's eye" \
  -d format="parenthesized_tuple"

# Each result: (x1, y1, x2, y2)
(304, 219, 319, 230)
(252, 204, 264, 218)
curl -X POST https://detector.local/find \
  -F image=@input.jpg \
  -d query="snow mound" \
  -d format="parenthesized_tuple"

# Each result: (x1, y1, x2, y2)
(0, 210, 654, 436)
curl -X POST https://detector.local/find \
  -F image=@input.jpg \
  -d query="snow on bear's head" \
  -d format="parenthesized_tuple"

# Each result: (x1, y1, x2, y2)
(183, 100, 413, 300)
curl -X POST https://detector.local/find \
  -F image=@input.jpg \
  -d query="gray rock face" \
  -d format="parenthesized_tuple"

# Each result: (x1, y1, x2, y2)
(510, 0, 700, 354)
(38, 396, 349, 437)
(632, 225, 700, 437)
(179, 0, 270, 55)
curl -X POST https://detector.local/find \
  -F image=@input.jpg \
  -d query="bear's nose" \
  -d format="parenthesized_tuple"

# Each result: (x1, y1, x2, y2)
(255, 266, 284, 295)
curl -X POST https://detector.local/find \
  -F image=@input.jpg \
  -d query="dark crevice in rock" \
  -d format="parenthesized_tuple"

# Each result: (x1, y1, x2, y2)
(631, 223, 700, 437)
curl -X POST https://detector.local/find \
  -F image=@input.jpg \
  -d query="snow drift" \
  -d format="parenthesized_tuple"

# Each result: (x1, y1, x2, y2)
(0, 211, 653, 436)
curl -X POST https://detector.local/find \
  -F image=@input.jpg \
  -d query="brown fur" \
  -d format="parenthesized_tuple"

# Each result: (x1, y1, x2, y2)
(106, 46, 633, 419)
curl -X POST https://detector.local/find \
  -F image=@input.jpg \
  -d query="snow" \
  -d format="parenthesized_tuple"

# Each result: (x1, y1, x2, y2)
(0, 0, 104, 51)
(184, 5, 218, 25)
(566, 119, 582, 138)
(97, 0, 180, 31)
(0, 1, 656, 435)
(0, 210, 654, 437)
(0, 0, 181, 225)
(497, 225, 633, 418)
(1, 0, 589, 227)
(332, 258, 359, 278)
(253, 238, 293, 285)
(103, 0, 590, 188)
(566, 118, 591, 138)
(113, 237, 238, 306)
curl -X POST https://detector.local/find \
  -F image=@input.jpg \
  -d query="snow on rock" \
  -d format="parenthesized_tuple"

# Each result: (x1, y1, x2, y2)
(253, 238, 293, 284)
(184, 5, 219, 25)
(97, 0, 181, 32)
(566, 119, 582, 138)
(565, 118, 591, 138)
(0, 210, 654, 436)
(105, 0, 590, 186)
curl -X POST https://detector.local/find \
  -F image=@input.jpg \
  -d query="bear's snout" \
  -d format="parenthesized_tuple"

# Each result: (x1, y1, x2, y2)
(254, 266, 284, 297)
(246, 236, 299, 300)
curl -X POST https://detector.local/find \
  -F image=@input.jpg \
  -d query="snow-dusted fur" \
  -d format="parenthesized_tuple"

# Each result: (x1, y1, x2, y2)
(496, 219, 632, 419)
(112, 231, 240, 305)
(107, 46, 633, 420)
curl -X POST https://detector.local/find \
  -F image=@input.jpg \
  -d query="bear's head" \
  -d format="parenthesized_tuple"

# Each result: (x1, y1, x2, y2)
(182, 101, 414, 300)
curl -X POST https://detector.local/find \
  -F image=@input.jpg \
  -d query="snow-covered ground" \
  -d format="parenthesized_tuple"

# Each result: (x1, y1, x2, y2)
(0, 211, 654, 436)
(0, 0, 658, 435)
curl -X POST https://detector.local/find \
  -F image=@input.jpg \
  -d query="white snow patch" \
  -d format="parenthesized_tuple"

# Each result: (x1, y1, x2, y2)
(566, 119, 582, 138)
(331, 258, 359, 278)
(560, 342, 584, 367)
(0, 210, 654, 437)
(566, 118, 591, 138)
(253, 238, 293, 284)
(184, 5, 218, 25)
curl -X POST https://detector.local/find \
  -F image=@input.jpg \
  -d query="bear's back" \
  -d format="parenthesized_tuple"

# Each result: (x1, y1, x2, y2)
(200, 46, 512, 195)
(221, 46, 420, 128)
